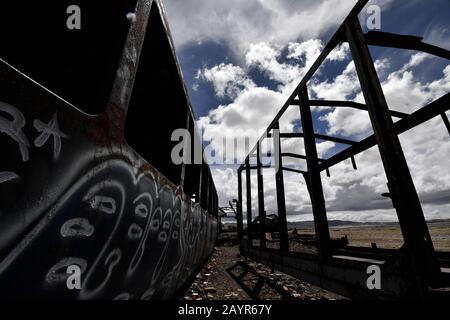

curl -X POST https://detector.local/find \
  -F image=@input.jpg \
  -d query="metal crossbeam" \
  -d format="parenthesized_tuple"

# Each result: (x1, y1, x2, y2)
(364, 31, 450, 60)
(319, 93, 450, 172)
(291, 99, 408, 118)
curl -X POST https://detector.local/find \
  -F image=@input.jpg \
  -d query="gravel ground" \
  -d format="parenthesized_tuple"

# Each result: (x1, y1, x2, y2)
(183, 245, 344, 301)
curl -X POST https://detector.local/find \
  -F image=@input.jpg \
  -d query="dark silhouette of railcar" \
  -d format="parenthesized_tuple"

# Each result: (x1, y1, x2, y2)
(0, 0, 218, 299)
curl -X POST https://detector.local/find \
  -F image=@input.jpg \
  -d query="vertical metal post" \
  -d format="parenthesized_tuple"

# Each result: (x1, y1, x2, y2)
(198, 163, 203, 205)
(256, 142, 266, 249)
(180, 113, 190, 190)
(237, 168, 244, 243)
(299, 86, 331, 260)
(442, 113, 450, 136)
(273, 123, 289, 252)
(345, 16, 439, 293)
(245, 158, 253, 248)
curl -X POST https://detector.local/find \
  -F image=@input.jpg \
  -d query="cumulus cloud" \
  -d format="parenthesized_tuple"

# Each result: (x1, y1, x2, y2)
(162, 0, 397, 56)
(162, 0, 448, 222)
(196, 63, 255, 99)
(196, 39, 345, 163)
(162, 0, 360, 55)
(200, 40, 450, 223)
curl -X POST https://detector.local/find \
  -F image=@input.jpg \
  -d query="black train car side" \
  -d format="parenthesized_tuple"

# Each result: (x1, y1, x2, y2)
(0, 0, 218, 299)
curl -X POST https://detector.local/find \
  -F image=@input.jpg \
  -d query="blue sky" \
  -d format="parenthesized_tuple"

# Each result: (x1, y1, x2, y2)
(173, 0, 450, 117)
(163, 0, 450, 222)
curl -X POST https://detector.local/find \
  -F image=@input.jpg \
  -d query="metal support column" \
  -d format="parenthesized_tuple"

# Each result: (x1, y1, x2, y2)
(345, 16, 439, 293)
(205, 171, 210, 213)
(299, 87, 331, 260)
(198, 163, 203, 205)
(256, 143, 266, 248)
(442, 112, 450, 136)
(180, 113, 190, 190)
(273, 123, 289, 252)
(245, 158, 253, 248)
(237, 169, 244, 243)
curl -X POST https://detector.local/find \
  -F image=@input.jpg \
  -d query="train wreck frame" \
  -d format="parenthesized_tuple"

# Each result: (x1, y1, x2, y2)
(236, 0, 450, 299)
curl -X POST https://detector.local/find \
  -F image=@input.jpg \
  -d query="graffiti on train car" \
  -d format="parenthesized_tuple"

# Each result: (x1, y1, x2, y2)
(0, 0, 218, 300)
(0, 98, 216, 300)
(0, 102, 68, 181)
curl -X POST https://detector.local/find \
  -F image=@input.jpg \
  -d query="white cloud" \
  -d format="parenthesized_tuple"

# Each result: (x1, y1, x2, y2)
(196, 39, 335, 163)
(162, 0, 359, 56)
(246, 42, 302, 86)
(196, 63, 255, 99)
(424, 25, 450, 51)
(169, 0, 449, 223)
(312, 61, 360, 101)
(382, 55, 450, 113)
(200, 40, 450, 224)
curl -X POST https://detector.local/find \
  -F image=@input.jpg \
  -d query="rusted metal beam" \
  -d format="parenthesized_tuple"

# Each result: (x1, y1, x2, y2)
(180, 112, 190, 190)
(267, 133, 304, 138)
(345, 16, 439, 296)
(282, 153, 326, 163)
(256, 143, 266, 249)
(268, 132, 357, 145)
(282, 167, 308, 175)
(242, 165, 272, 170)
(364, 31, 450, 60)
(237, 169, 244, 243)
(292, 99, 408, 118)
(273, 123, 289, 252)
(318, 93, 450, 172)
(442, 112, 450, 136)
(245, 158, 253, 248)
(198, 159, 204, 204)
(299, 87, 331, 261)
(351, 156, 358, 170)
(315, 133, 357, 146)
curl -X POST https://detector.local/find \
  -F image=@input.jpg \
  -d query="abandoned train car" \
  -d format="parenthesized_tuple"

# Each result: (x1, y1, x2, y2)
(236, 0, 450, 300)
(0, 0, 218, 299)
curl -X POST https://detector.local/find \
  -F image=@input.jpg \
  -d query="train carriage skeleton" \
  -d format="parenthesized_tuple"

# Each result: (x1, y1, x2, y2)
(236, 0, 450, 299)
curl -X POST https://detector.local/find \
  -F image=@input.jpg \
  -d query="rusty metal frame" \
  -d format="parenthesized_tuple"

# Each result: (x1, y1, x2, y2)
(236, 0, 450, 299)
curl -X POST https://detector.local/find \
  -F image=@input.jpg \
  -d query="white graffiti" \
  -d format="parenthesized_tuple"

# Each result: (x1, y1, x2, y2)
(0, 171, 20, 184)
(61, 218, 95, 238)
(133, 193, 153, 219)
(86, 195, 117, 215)
(128, 224, 144, 240)
(0, 102, 70, 183)
(46, 257, 88, 285)
(0, 101, 30, 162)
(30, 158, 216, 299)
(127, 192, 156, 277)
(33, 113, 68, 159)
(114, 292, 132, 300)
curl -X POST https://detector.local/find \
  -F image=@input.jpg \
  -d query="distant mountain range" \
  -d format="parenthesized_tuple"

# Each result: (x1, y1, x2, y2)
(223, 218, 450, 229)
(287, 219, 450, 229)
